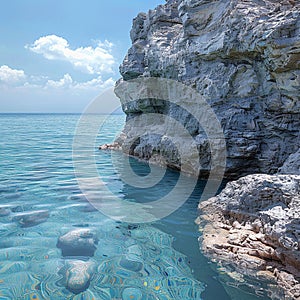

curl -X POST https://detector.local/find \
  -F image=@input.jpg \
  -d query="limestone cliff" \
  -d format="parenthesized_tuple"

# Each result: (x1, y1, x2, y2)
(116, 0, 300, 178)
(111, 0, 300, 299)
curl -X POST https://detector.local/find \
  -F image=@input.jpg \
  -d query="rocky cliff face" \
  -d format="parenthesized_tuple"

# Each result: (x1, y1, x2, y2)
(116, 0, 300, 178)
(113, 1, 300, 298)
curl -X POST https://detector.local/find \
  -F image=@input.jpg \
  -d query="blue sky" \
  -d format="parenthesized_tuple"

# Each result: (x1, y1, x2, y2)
(0, 0, 164, 113)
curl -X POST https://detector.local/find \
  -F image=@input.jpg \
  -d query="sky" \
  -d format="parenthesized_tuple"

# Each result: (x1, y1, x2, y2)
(0, 0, 164, 113)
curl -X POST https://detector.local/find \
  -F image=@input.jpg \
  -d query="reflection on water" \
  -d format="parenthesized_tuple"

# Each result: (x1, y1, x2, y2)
(0, 114, 271, 299)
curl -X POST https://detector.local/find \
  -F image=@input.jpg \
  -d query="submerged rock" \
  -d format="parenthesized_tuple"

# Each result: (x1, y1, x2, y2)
(12, 210, 49, 227)
(199, 174, 300, 299)
(64, 259, 96, 294)
(57, 228, 98, 257)
(120, 244, 144, 272)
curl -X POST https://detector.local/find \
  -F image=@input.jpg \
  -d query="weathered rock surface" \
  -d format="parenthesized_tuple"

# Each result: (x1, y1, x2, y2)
(199, 174, 300, 299)
(57, 228, 98, 257)
(114, 1, 300, 298)
(99, 142, 121, 151)
(115, 0, 300, 178)
(279, 149, 300, 175)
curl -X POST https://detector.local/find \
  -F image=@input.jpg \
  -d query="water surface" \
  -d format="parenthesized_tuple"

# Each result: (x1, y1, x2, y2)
(0, 114, 272, 299)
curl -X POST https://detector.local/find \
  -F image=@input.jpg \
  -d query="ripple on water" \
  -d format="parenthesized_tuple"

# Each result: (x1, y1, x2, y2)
(0, 114, 272, 299)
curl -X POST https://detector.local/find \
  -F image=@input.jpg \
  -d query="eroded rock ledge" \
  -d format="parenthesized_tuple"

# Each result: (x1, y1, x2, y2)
(199, 174, 300, 299)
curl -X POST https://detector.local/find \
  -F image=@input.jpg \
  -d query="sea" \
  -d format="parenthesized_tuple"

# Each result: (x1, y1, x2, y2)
(0, 113, 273, 299)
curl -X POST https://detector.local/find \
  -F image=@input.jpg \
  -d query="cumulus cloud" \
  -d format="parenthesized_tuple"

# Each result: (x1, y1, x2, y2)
(0, 65, 26, 84)
(0, 65, 115, 93)
(46, 73, 73, 88)
(26, 35, 115, 74)
(45, 73, 115, 90)
(73, 76, 115, 90)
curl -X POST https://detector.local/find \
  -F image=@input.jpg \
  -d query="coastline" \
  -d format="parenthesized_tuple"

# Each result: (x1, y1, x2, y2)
(198, 174, 300, 300)
(110, 0, 300, 298)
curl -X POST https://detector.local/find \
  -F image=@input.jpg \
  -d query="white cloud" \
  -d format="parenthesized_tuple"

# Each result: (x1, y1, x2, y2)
(45, 73, 115, 90)
(0, 69, 117, 113)
(0, 65, 26, 84)
(74, 76, 115, 90)
(0, 66, 115, 93)
(46, 73, 73, 88)
(27, 35, 115, 74)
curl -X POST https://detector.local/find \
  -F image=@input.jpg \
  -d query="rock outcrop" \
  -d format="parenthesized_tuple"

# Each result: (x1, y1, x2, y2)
(115, 0, 300, 178)
(199, 174, 300, 299)
(113, 0, 300, 298)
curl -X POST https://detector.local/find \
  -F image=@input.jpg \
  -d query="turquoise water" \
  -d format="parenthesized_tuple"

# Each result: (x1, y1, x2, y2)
(0, 114, 272, 299)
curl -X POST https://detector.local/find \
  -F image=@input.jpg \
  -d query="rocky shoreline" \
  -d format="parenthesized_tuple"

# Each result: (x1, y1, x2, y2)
(111, 0, 300, 298)
(198, 174, 300, 299)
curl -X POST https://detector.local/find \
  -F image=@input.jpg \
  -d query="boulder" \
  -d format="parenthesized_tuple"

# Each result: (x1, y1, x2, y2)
(64, 259, 96, 294)
(57, 228, 98, 257)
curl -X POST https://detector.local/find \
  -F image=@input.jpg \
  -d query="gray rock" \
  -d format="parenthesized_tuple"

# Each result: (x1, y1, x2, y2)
(114, 1, 300, 297)
(12, 210, 49, 227)
(64, 259, 96, 294)
(114, 0, 300, 178)
(57, 228, 98, 257)
(279, 149, 300, 175)
(199, 174, 300, 299)
(99, 142, 121, 150)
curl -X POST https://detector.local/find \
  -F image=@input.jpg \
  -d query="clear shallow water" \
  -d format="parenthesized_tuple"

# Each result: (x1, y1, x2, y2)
(0, 114, 272, 299)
